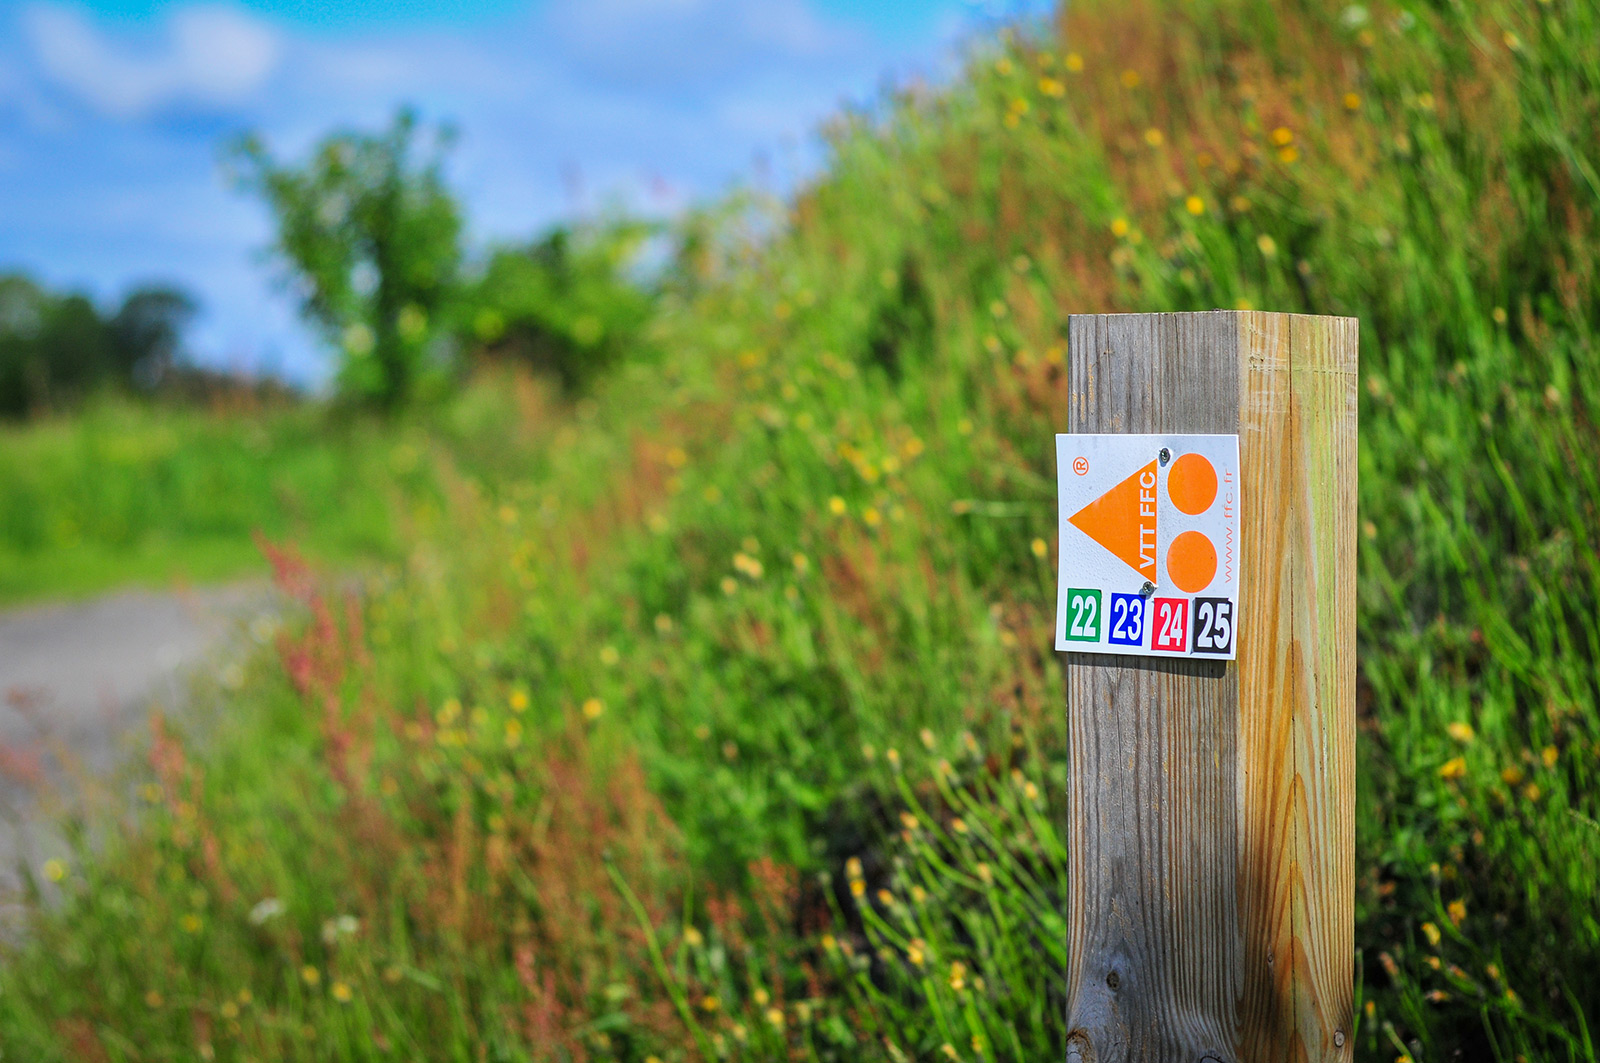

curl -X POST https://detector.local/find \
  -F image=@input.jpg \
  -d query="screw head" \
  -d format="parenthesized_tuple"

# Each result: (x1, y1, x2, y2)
(1139, 581, 1155, 597)
(1158, 447, 1171, 466)
(1334, 1031, 1346, 1048)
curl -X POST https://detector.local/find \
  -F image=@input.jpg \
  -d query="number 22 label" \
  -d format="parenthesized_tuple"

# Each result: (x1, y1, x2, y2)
(1062, 588, 1102, 643)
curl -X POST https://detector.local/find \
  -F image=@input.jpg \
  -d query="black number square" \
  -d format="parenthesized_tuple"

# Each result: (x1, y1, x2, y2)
(1191, 597, 1235, 655)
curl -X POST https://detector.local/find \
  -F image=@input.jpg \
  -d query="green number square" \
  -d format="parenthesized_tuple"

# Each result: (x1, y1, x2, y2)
(1063, 588, 1103, 642)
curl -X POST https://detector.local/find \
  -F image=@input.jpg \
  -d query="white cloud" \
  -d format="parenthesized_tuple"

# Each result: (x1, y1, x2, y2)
(22, 3, 282, 119)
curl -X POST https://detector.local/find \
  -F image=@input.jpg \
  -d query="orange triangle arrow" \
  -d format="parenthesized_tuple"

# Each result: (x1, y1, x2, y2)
(1069, 459, 1159, 580)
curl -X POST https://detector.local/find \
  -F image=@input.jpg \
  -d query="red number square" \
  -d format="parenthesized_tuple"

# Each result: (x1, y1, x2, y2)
(1151, 597, 1189, 653)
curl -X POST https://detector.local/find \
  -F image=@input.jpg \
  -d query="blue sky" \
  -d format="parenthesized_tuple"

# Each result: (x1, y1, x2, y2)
(0, 0, 1048, 385)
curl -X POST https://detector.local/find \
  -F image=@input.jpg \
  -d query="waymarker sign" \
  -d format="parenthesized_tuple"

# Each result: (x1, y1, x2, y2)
(1054, 433, 1241, 660)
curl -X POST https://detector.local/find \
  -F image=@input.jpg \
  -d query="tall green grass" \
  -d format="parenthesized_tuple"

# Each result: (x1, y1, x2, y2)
(0, 379, 551, 604)
(2, 1, 1598, 1060)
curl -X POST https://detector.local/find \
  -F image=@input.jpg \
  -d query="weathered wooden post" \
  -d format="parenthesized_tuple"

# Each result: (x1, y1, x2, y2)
(1055, 312, 1357, 1063)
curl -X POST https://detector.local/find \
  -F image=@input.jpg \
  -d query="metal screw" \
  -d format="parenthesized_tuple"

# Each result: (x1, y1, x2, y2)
(1139, 581, 1155, 597)
(1333, 1031, 1346, 1048)
(1159, 447, 1171, 466)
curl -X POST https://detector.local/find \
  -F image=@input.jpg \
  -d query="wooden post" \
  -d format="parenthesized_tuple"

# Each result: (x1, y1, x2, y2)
(1062, 312, 1357, 1063)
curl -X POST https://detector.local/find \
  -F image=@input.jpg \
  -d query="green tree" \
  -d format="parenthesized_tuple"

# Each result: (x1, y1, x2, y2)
(461, 220, 658, 393)
(0, 274, 194, 417)
(227, 109, 463, 410)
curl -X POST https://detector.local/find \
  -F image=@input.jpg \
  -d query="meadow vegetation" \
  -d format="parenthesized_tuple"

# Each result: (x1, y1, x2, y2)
(2, 0, 1598, 1060)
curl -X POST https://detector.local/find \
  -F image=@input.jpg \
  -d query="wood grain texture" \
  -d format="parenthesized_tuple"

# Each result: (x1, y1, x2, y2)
(1064, 312, 1356, 1063)
(1065, 312, 1242, 1063)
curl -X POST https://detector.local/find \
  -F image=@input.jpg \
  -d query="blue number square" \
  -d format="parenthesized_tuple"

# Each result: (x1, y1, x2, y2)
(1106, 592, 1147, 648)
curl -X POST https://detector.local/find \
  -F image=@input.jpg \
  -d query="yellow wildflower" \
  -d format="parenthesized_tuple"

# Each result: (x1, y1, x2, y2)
(1031, 537, 1048, 558)
(863, 507, 882, 527)
(1185, 196, 1205, 216)
(582, 697, 605, 720)
(1344, 92, 1361, 111)
(1144, 128, 1165, 147)
(828, 496, 847, 515)
(1065, 52, 1083, 72)
(301, 965, 321, 987)
(43, 858, 66, 883)
(908, 939, 926, 966)
(1038, 76, 1065, 97)
(332, 981, 353, 1004)
(699, 995, 719, 1012)
(509, 689, 528, 713)
(949, 961, 967, 991)
(1257, 235, 1277, 257)
(1110, 217, 1129, 238)
(1447, 721, 1475, 743)
(683, 926, 704, 948)
(1270, 126, 1294, 146)
(720, 576, 738, 595)
(504, 718, 523, 748)
(1448, 899, 1467, 925)
(766, 1007, 785, 1028)
(1438, 757, 1467, 780)
(599, 644, 620, 666)
(1278, 146, 1299, 163)
(1120, 69, 1140, 88)
(1542, 745, 1559, 767)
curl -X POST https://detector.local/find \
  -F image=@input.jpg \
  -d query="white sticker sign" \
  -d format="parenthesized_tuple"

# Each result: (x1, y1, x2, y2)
(1055, 434, 1241, 660)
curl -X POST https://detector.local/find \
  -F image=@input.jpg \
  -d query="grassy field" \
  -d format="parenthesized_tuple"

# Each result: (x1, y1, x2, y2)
(0, 379, 553, 604)
(3, 0, 1598, 1060)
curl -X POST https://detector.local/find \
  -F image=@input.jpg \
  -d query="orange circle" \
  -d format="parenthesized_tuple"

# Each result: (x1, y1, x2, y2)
(1166, 530, 1218, 593)
(1167, 453, 1218, 515)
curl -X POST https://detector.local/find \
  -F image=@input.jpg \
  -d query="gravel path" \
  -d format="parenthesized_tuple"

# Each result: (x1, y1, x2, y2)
(0, 583, 278, 922)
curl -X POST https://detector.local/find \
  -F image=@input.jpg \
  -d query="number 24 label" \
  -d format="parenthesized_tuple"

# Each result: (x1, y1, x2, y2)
(1152, 598, 1188, 653)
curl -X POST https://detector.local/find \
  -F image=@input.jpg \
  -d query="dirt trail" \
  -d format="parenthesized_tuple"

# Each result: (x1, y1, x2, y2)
(0, 583, 278, 921)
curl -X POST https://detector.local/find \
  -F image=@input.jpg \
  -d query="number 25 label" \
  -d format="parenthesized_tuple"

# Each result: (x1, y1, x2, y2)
(1192, 597, 1234, 655)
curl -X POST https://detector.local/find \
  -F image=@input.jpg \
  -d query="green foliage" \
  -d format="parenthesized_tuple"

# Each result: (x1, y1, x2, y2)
(462, 221, 660, 393)
(228, 110, 464, 410)
(0, 377, 544, 604)
(4, 1, 1600, 1061)
(0, 274, 194, 417)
